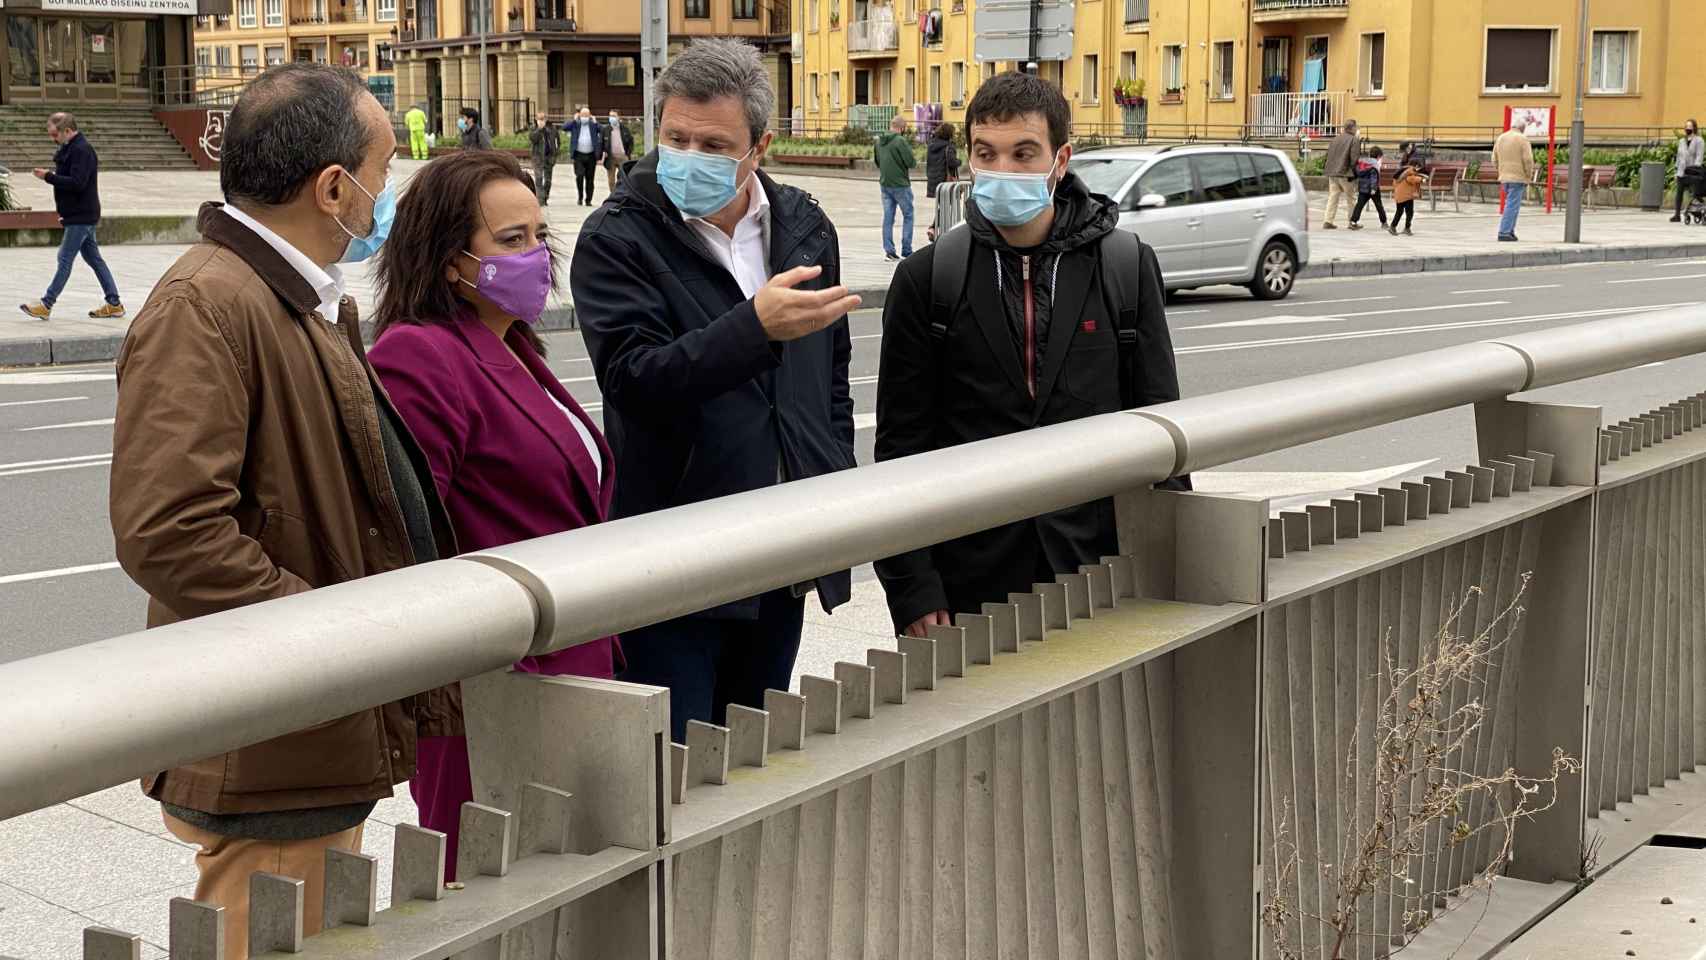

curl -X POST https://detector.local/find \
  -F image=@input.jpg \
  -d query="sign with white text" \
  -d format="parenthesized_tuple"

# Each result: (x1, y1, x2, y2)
(42, 0, 196, 14)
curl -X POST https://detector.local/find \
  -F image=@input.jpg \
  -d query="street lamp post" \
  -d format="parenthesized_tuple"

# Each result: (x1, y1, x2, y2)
(478, 0, 489, 138)
(1565, 0, 1589, 243)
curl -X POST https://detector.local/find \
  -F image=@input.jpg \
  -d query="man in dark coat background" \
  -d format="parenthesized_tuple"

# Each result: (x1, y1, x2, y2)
(572, 38, 861, 742)
(874, 71, 1186, 638)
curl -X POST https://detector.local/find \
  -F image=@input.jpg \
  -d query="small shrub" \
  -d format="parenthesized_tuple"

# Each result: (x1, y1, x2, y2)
(0, 173, 13, 212)
(834, 124, 874, 146)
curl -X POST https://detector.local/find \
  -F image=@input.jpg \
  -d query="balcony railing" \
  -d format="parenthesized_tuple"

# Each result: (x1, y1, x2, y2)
(1250, 89, 1352, 137)
(289, 8, 368, 23)
(847, 18, 899, 54)
(1253, 0, 1349, 19)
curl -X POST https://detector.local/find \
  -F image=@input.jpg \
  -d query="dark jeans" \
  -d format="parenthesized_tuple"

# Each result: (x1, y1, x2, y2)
(1394, 199, 1415, 231)
(1676, 173, 1702, 215)
(572, 151, 598, 204)
(618, 589, 807, 743)
(43, 224, 121, 308)
(1350, 191, 1387, 225)
(532, 154, 555, 204)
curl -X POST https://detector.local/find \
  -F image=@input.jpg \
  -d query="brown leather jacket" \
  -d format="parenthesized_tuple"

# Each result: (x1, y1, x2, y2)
(111, 203, 458, 815)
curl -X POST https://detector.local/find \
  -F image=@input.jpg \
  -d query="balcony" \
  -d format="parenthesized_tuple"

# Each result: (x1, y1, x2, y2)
(1252, 0, 1348, 22)
(1250, 89, 1351, 136)
(290, 6, 370, 24)
(846, 18, 899, 58)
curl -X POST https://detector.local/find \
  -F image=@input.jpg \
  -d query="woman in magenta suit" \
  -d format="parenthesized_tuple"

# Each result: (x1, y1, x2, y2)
(368, 150, 617, 880)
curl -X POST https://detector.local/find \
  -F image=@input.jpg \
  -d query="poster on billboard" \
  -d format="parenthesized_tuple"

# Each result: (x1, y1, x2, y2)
(1505, 105, 1558, 213)
(41, 0, 196, 13)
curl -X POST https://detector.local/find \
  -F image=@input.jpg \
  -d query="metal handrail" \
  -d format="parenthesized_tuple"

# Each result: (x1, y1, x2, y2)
(1, 308, 1703, 822)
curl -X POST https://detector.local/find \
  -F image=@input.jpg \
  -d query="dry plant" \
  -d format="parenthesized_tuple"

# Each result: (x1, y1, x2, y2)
(1261, 575, 1582, 960)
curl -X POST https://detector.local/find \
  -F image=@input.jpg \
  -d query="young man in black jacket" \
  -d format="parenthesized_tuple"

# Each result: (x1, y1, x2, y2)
(21, 112, 124, 321)
(874, 71, 1185, 638)
(572, 38, 861, 742)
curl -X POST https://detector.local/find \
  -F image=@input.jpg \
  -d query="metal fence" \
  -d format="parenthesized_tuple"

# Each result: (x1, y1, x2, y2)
(10, 306, 1706, 958)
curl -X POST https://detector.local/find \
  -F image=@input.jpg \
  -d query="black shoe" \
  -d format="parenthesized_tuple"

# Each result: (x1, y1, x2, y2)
(1673, 214, 1683, 222)
(1498, 234, 1517, 242)
(884, 252, 900, 262)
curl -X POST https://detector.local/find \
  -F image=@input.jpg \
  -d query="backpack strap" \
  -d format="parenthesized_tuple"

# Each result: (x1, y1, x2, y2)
(928, 223, 973, 345)
(1097, 228, 1144, 409)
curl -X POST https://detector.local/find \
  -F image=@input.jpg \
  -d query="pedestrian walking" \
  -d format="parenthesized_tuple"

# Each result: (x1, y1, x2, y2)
(1390, 161, 1423, 236)
(18, 112, 124, 321)
(873, 71, 1187, 638)
(1321, 118, 1359, 229)
(108, 64, 445, 960)
(1672, 119, 1703, 223)
(405, 102, 429, 160)
(367, 150, 617, 882)
(875, 114, 916, 261)
(458, 107, 492, 149)
(567, 106, 600, 205)
(527, 111, 560, 205)
(602, 108, 634, 191)
(572, 38, 860, 743)
(1493, 123, 1535, 241)
(926, 120, 960, 198)
(1349, 146, 1388, 231)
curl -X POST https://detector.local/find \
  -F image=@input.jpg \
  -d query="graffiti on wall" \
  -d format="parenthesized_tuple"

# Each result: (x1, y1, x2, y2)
(199, 110, 231, 163)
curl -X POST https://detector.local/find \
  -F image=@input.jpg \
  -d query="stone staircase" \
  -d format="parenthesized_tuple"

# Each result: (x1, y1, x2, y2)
(0, 104, 196, 172)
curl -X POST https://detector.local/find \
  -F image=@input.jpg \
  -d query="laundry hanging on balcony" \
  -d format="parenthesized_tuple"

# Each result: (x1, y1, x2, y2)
(919, 8, 943, 44)
(1301, 56, 1329, 128)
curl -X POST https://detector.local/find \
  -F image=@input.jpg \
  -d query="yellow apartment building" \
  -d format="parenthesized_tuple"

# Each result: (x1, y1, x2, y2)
(794, 0, 1705, 142)
(392, 0, 792, 139)
(191, 1, 406, 109)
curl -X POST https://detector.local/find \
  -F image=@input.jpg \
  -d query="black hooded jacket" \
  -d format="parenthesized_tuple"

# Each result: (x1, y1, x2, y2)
(570, 151, 855, 619)
(873, 171, 1184, 633)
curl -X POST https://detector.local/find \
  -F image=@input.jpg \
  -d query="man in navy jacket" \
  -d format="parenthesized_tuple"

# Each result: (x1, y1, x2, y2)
(573, 38, 860, 742)
(21, 112, 125, 321)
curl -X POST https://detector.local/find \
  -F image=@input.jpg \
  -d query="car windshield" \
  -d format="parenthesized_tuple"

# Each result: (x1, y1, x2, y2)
(1068, 157, 1144, 199)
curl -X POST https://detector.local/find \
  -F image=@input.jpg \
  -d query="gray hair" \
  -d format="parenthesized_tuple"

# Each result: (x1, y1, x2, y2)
(48, 112, 77, 132)
(654, 38, 774, 147)
(221, 62, 374, 207)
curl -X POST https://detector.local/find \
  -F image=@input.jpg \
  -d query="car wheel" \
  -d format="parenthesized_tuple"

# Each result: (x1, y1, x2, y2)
(1249, 241, 1296, 300)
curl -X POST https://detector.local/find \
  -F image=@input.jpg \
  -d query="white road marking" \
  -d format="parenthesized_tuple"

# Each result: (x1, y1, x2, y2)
(0, 561, 122, 586)
(850, 374, 878, 386)
(0, 396, 88, 408)
(17, 418, 115, 432)
(852, 333, 884, 341)
(1606, 273, 1706, 284)
(1186, 301, 1508, 331)
(0, 452, 112, 471)
(1276, 296, 1394, 308)
(0, 460, 111, 479)
(1449, 284, 1560, 295)
(1168, 308, 1212, 315)
(854, 412, 876, 430)
(0, 370, 115, 385)
(1176, 302, 1698, 355)
(0, 452, 113, 479)
(558, 374, 599, 384)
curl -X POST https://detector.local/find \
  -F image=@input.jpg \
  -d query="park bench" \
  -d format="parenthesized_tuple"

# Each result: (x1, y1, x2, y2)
(1547, 164, 1620, 209)
(1371, 157, 1465, 212)
(769, 153, 856, 169)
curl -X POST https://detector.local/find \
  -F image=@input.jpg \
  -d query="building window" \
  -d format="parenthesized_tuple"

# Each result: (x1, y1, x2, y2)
(1124, 0, 1147, 24)
(215, 45, 232, 68)
(377, 0, 397, 20)
(1119, 50, 1138, 82)
(1211, 41, 1233, 100)
(1358, 32, 1385, 96)
(684, 0, 709, 18)
(831, 69, 841, 107)
(929, 64, 940, 103)
(904, 66, 916, 103)
(1082, 53, 1099, 103)
(464, 0, 491, 33)
(265, 44, 285, 65)
(417, 0, 439, 39)
(983, 60, 996, 82)
(1162, 44, 1182, 97)
(1590, 30, 1633, 94)
(237, 0, 256, 28)
(1484, 27, 1556, 92)
(263, 0, 282, 26)
(808, 0, 818, 30)
(196, 46, 211, 68)
(240, 44, 258, 74)
(733, 0, 756, 18)
(376, 42, 394, 70)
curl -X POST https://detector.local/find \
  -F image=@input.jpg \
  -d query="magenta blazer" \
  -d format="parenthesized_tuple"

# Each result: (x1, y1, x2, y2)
(369, 307, 619, 678)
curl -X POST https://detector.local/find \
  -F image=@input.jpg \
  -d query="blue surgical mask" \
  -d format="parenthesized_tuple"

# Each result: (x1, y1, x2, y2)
(657, 143, 754, 219)
(336, 170, 395, 263)
(971, 156, 1063, 227)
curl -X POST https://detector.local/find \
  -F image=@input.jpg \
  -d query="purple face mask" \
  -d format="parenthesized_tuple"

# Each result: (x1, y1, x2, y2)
(460, 244, 552, 324)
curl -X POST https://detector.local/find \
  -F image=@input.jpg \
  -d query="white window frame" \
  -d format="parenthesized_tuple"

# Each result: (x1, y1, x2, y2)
(265, 44, 285, 66)
(1211, 40, 1233, 101)
(1481, 25, 1559, 94)
(831, 69, 841, 108)
(1082, 53, 1100, 103)
(263, 0, 282, 27)
(215, 45, 232, 67)
(195, 46, 211, 67)
(237, 0, 256, 28)
(240, 43, 259, 72)
(1359, 31, 1385, 97)
(1589, 28, 1635, 95)
(951, 60, 966, 105)
(377, 0, 397, 21)
(1162, 44, 1183, 96)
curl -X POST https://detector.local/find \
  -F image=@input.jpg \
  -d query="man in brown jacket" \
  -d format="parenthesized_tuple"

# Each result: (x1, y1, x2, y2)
(1321, 118, 1359, 229)
(109, 63, 453, 958)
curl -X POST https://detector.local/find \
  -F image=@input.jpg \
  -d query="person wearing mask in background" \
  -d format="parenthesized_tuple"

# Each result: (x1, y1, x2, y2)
(1493, 122, 1536, 242)
(926, 121, 961, 200)
(602, 108, 635, 191)
(873, 71, 1186, 640)
(405, 102, 429, 160)
(1321, 118, 1359, 229)
(567, 106, 601, 206)
(1672, 119, 1703, 223)
(367, 150, 618, 881)
(20, 112, 124, 321)
(875, 114, 917, 262)
(108, 63, 448, 960)
(459, 106, 492, 150)
(527, 111, 561, 205)
(572, 38, 860, 743)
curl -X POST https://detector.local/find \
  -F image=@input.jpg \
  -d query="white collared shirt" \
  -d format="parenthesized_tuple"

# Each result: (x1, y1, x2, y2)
(685, 177, 771, 299)
(223, 203, 347, 323)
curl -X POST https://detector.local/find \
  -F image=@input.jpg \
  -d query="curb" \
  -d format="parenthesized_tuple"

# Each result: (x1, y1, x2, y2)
(1319, 240, 1706, 279)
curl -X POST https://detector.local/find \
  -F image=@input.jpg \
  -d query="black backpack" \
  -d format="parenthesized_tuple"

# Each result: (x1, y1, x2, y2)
(928, 224, 1146, 408)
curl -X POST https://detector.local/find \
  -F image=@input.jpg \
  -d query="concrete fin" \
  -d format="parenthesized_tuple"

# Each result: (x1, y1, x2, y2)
(801, 675, 843, 734)
(1332, 498, 1361, 540)
(1526, 450, 1556, 486)
(670, 743, 689, 805)
(868, 647, 911, 702)
(1055, 572, 1094, 621)
(835, 661, 876, 720)
(764, 689, 808, 750)
(1031, 582, 1070, 631)
(1281, 511, 1311, 552)
(726, 704, 770, 768)
(955, 613, 995, 665)
(167, 897, 224, 960)
(1307, 504, 1336, 546)
(322, 846, 378, 929)
(456, 802, 514, 879)
(82, 928, 142, 960)
(928, 623, 969, 677)
(1008, 593, 1045, 643)
(391, 823, 447, 902)
(247, 873, 303, 955)
(1078, 562, 1116, 610)
(685, 720, 731, 786)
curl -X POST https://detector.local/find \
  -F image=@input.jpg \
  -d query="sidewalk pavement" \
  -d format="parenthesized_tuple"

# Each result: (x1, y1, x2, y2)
(4, 162, 1705, 364)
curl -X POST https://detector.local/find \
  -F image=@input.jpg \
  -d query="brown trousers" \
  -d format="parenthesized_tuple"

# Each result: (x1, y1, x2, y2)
(163, 811, 364, 959)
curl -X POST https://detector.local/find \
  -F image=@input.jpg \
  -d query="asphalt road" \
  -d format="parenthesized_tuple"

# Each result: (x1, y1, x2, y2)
(4, 255, 1705, 665)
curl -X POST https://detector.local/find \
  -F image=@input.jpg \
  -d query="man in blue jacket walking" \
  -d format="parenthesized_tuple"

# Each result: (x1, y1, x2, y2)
(21, 112, 125, 321)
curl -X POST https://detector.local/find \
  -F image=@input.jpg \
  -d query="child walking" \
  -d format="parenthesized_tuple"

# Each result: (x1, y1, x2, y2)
(1349, 146, 1387, 230)
(1391, 162, 1424, 236)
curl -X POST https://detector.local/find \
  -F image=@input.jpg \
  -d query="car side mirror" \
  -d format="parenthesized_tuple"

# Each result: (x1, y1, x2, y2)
(1136, 193, 1168, 210)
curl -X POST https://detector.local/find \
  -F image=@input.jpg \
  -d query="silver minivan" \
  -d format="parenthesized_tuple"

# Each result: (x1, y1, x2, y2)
(1069, 145, 1311, 300)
